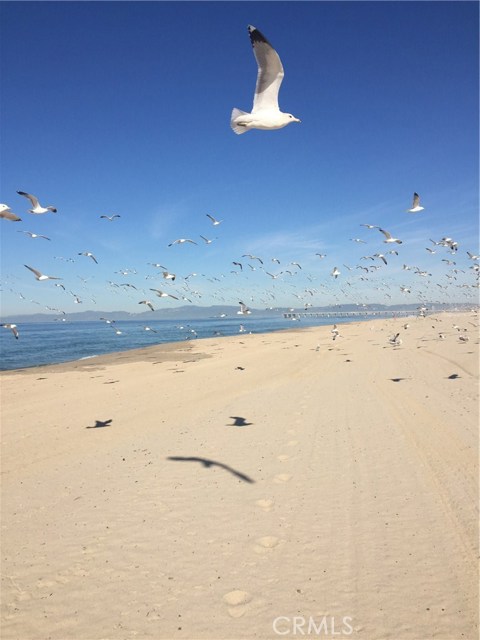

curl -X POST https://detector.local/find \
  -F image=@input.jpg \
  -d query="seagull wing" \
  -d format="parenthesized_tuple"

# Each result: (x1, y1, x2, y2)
(378, 228, 392, 240)
(412, 193, 420, 208)
(24, 264, 42, 278)
(17, 191, 40, 208)
(248, 25, 284, 113)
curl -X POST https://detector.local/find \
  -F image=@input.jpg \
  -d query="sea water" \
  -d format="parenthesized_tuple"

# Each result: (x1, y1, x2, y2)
(0, 314, 377, 371)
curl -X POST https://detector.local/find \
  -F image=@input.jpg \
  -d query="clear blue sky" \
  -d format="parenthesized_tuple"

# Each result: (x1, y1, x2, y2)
(1, 1, 478, 317)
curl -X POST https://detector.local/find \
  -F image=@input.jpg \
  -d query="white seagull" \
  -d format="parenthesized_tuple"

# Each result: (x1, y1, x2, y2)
(162, 271, 176, 281)
(206, 214, 222, 226)
(17, 191, 57, 214)
(24, 265, 62, 281)
(168, 238, 197, 247)
(17, 231, 51, 240)
(407, 192, 424, 213)
(331, 266, 341, 279)
(78, 251, 98, 263)
(1, 323, 19, 339)
(149, 288, 179, 300)
(378, 228, 402, 244)
(0, 204, 21, 221)
(231, 25, 300, 135)
(238, 301, 252, 315)
(139, 300, 155, 311)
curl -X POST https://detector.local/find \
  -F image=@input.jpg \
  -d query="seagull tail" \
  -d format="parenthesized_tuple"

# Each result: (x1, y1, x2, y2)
(230, 108, 250, 135)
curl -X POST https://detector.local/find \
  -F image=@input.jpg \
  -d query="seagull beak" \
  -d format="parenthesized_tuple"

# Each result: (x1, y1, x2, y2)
(294, 117, 301, 123)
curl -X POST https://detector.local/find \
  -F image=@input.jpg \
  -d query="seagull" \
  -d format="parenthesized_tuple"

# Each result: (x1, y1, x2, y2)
(232, 261, 243, 270)
(162, 271, 176, 281)
(373, 253, 388, 265)
(331, 266, 341, 279)
(100, 214, 121, 220)
(378, 228, 402, 244)
(17, 191, 57, 214)
(200, 235, 214, 244)
(231, 25, 300, 134)
(143, 326, 158, 333)
(466, 251, 480, 260)
(1, 323, 19, 339)
(350, 238, 366, 243)
(17, 230, 51, 240)
(139, 300, 155, 311)
(168, 238, 197, 246)
(407, 192, 424, 213)
(316, 253, 327, 259)
(360, 224, 379, 229)
(389, 332, 402, 346)
(206, 214, 222, 226)
(24, 265, 62, 281)
(149, 288, 179, 300)
(242, 254, 264, 264)
(0, 204, 21, 221)
(238, 301, 252, 315)
(78, 251, 98, 263)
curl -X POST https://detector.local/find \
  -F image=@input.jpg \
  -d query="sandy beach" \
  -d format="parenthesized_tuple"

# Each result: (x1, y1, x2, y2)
(1, 312, 478, 640)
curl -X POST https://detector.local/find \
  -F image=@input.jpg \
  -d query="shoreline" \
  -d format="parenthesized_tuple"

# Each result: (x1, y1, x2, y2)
(0, 310, 473, 375)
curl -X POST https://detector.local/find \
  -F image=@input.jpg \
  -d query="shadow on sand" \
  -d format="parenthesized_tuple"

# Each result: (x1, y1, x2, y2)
(167, 456, 254, 483)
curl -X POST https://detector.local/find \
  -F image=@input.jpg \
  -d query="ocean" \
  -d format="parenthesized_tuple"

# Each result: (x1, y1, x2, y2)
(0, 313, 391, 371)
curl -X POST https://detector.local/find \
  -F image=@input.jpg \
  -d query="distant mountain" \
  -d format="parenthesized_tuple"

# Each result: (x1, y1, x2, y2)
(0, 302, 474, 324)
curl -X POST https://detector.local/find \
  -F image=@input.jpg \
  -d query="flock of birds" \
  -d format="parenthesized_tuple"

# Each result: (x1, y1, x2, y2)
(1, 26, 479, 343)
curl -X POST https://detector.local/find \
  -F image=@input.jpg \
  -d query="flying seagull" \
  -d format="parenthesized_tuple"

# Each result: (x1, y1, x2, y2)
(168, 238, 197, 246)
(17, 231, 51, 240)
(238, 301, 252, 315)
(17, 191, 57, 214)
(78, 251, 98, 263)
(206, 214, 222, 226)
(407, 192, 424, 213)
(378, 228, 402, 244)
(1, 323, 19, 339)
(0, 204, 21, 222)
(149, 288, 179, 300)
(100, 214, 121, 220)
(331, 266, 341, 279)
(231, 25, 300, 134)
(139, 300, 155, 311)
(24, 265, 62, 281)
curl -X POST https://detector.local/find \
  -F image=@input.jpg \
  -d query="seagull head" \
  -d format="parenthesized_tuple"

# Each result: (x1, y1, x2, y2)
(286, 113, 301, 123)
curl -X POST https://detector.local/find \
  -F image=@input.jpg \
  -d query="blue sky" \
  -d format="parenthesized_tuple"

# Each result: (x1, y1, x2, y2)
(1, 1, 478, 318)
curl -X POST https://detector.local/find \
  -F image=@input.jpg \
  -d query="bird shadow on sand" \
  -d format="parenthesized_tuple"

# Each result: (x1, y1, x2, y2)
(389, 378, 411, 383)
(167, 456, 255, 483)
(228, 416, 253, 427)
(86, 418, 112, 429)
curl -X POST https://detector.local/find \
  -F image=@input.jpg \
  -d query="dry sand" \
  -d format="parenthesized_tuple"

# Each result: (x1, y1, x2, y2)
(1, 312, 478, 640)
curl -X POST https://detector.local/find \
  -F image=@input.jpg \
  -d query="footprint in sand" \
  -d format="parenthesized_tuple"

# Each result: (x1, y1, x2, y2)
(223, 589, 252, 618)
(274, 473, 292, 484)
(253, 536, 280, 554)
(277, 454, 290, 462)
(255, 498, 275, 511)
